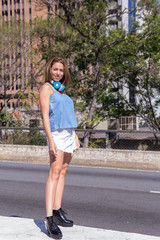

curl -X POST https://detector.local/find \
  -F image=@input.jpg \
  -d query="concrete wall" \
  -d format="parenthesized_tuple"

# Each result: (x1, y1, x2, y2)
(0, 144, 160, 170)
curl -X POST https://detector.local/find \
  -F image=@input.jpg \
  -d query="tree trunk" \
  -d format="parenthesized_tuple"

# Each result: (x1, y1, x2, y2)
(83, 94, 97, 148)
(83, 131, 89, 148)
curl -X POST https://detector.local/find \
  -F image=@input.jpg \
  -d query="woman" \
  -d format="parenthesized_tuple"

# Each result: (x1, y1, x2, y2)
(40, 56, 80, 239)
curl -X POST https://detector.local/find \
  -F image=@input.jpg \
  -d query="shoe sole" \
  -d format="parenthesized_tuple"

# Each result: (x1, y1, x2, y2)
(47, 230, 62, 239)
(58, 222, 73, 227)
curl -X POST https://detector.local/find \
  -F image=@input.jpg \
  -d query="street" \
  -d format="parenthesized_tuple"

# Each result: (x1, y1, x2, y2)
(0, 161, 160, 237)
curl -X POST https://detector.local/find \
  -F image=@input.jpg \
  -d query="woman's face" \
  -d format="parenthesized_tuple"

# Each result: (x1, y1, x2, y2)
(51, 62, 64, 82)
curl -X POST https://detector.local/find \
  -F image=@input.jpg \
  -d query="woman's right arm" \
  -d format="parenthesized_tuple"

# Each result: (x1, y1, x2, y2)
(39, 85, 58, 157)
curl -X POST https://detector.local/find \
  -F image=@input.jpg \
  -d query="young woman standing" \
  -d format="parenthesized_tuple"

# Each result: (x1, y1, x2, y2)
(40, 56, 80, 239)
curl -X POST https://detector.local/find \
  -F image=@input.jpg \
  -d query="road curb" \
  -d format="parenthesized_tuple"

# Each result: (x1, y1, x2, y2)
(0, 156, 160, 171)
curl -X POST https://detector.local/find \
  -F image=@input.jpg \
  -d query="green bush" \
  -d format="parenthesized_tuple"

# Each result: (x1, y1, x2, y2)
(1, 130, 47, 146)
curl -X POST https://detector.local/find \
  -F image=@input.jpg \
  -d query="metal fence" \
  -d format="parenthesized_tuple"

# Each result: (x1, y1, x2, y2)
(0, 127, 160, 151)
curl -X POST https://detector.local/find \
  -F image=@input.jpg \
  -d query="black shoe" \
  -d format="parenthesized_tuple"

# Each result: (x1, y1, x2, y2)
(45, 216, 62, 239)
(53, 208, 74, 227)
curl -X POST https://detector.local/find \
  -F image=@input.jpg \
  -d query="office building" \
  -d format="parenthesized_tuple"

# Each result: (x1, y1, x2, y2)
(0, 0, 48, 112)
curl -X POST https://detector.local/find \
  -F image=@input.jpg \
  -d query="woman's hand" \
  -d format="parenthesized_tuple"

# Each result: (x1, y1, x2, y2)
(75, 134, 80, 151)
(49, 140, 58, 157)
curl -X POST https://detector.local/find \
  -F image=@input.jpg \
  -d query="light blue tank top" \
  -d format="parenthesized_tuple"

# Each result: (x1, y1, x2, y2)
(48, 84, 78, 131)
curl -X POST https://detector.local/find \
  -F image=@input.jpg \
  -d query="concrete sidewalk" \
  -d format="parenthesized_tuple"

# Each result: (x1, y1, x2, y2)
(0, 216, 160, 240)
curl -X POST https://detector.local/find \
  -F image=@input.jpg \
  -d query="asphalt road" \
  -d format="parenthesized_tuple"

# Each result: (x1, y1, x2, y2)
(0, 161, 160, 237)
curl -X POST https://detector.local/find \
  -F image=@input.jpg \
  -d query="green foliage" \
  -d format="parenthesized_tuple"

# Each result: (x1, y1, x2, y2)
(0, 108, 20, 127)
(89, 138, 105, 149)
(33, 0, 160, 133)
(2, 130, 47, 146)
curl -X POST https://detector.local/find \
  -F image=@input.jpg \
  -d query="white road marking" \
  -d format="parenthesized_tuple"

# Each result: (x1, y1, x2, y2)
(150, 191, 160, 194)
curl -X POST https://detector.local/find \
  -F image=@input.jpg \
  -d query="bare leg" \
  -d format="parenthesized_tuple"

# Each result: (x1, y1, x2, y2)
(53, 152, 72, 210)
(45, 150, 64, 217)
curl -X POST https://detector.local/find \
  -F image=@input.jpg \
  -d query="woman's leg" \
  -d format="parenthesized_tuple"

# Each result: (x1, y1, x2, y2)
(45, 150, 64, 217)
(53, 152, 72, 210)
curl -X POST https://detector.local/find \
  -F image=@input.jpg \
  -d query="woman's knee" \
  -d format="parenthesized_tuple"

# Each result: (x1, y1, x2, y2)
(49, 167, 62, 180)
(61, 164, 69, 176)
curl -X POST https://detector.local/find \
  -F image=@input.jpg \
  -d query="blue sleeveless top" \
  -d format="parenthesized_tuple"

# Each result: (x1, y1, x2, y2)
(49, 89, 78, 132)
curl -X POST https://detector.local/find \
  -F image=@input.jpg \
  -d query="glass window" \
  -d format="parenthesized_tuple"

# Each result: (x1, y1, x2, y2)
(22, 9, 24, 20)
(55, 0, 58, 14)
(48, 0, 50, 14)
(17, 9, 20, 15)
(14, 0, 16, 8)
(72, 1, 75, 9)
(29, 3, 32, 20)
(77, 0, 80, 9)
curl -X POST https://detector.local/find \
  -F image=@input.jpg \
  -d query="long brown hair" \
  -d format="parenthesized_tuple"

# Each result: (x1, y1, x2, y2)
(44, 56, 71, 89)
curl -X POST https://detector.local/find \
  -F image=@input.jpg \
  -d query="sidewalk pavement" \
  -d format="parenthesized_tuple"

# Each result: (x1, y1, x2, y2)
(0, 216, 160, 240)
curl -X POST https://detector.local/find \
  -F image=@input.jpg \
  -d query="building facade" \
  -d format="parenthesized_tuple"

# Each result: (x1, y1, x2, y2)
(0, 0, 48, 112)
(0, 0, 32, 111)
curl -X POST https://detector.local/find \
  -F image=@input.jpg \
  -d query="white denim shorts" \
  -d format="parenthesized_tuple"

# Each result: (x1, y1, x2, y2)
(47, 128, 76, 153)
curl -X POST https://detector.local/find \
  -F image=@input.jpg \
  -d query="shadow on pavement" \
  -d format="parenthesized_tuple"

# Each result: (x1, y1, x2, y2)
(34, 219, 48, 237)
